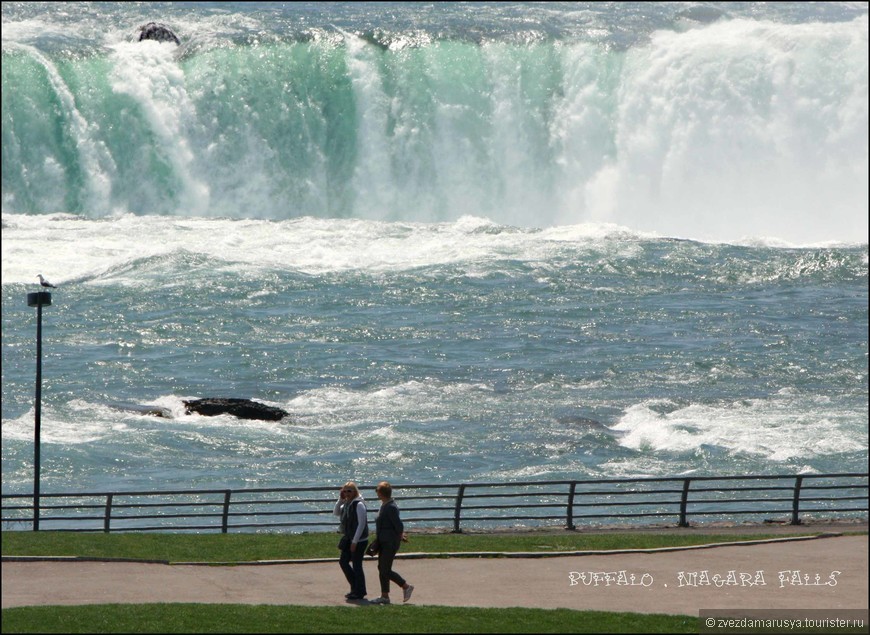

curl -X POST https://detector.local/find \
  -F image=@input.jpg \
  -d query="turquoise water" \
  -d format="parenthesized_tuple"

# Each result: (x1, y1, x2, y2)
(2, 3, 867, 497)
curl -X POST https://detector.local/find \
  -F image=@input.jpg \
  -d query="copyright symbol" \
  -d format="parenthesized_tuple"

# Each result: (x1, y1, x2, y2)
(705, 618, 716, 627)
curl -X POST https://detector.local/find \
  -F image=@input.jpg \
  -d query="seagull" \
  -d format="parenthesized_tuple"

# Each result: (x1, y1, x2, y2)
(37, 274, 57, 289)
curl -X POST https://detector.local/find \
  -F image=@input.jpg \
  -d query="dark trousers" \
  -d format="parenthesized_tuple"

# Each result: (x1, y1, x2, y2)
(339, 540, 368, 597)
(377, 540, 406, 594)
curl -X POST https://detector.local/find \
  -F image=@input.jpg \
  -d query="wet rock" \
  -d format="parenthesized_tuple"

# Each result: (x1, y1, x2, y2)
(138, 22, 180, 44)
(183, 398, 289, 421)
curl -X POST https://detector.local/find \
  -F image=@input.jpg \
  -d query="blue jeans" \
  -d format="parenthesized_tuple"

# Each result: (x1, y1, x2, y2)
(339, 540, 368, 597)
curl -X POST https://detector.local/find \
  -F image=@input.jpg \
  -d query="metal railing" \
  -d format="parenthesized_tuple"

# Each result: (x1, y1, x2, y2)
(1, 473, 866, 533)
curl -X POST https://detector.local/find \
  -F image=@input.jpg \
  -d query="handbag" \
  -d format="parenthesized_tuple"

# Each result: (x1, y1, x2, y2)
(366, 539, 380, 557)
(338, 536, 350, 550)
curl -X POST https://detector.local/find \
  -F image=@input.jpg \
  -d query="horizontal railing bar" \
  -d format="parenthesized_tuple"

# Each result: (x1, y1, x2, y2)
(684, 507, 869, 516)
(571, 501, 680, 508)
(32, 527, 112, 533)
(226, 502, 339, 508)
(103, 504, 336, 513)
(444, 514, 577, 522)
(99, 503, 224, 510)
(686, 498, 869, 505)
(29, 515, 106, 522)
(571, 512, 677, 519)
(2, 473, 867, 498)
(386, 506, 456, 513)
(108, 502, 344, 511)
(223, 522, 352, 530)
(687, 486, 795, 493)
(457, 491, 569, 498)
(1, 486, 342, 500)
(4, 473, 866, 502)
(456, 503, 566, 510)
(573, 486, 689, 491)
(788, 507, 868, 514)
(572, 489, 687, 496)
(798, 496, 869, 502)
(99, 525, 222, 532)
(4, 504, 126, 513)
(109, 513, 225, 521)
(225, 509, 336, 517)
(686, 497, 796, 505)
(379, 495, 456, 501)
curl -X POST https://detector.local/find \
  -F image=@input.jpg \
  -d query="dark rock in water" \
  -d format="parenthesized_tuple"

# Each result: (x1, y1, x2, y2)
(675, 6, 724, 23)
(555, 414, 624, 437)
(138, 22, 180, 44)
(184, 398, 289, 421)
(107, 402, 173, 418)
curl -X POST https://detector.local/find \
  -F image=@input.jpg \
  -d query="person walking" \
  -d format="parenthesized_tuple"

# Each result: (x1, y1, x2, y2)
(333, 481, 369, 601)
(368, 481, 414, 604)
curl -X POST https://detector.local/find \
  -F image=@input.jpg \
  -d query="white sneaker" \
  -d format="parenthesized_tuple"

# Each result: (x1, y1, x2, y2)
(371, 596, 391, 605)
(403, 585, 414, 602)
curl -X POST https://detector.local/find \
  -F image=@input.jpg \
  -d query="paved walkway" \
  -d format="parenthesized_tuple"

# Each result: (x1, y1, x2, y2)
(3, 533, 867, 616)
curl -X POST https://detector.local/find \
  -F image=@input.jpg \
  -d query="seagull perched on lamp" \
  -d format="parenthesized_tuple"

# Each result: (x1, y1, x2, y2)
(37, 274, 57, 289)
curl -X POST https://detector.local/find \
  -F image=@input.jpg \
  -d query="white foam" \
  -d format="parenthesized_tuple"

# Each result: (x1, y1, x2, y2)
(2, 212, 653, 284)
(285, 379, 492, 427)
(2, 403, 129, 444)
(611, 397, 867, 462)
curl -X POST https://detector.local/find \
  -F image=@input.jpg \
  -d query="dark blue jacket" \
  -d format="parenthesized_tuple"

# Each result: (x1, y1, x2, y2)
(375, 499, 404, 544)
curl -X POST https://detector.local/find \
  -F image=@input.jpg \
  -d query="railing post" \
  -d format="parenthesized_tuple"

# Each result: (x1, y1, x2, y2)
(791, 476, 804, 525)
(567, 482, 576, 530)
(222, 490, 232, 533)
(679, 478, 691, 527)
(453, 484, 466, 533)
(104, 494, 113, 533)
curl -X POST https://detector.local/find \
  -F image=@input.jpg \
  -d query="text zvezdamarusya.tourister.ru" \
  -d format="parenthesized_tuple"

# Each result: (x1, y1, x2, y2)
(703, 617, 865, 630)
(568, 569, 841, 587)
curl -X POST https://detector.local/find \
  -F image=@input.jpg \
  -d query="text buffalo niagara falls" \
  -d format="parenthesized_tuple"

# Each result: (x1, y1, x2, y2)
(568, 570, 842, 588)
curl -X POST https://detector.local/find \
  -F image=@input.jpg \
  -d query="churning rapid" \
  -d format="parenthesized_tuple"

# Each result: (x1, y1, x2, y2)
(2, 2, 867, 244)
(1, 3, 868, 508)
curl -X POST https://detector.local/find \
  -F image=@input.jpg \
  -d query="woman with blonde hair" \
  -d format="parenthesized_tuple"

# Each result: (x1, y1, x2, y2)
(333, 481, 369, 601)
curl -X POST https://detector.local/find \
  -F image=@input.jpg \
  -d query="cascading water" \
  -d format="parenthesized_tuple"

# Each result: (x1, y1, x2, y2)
(2, 3, 866, 244)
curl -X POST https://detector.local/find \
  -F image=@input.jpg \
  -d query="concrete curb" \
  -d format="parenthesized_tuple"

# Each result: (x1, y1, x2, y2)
(1, 556, 171, 564)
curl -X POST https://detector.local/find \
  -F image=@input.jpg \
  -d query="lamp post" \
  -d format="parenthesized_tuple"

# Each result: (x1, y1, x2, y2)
(26, 290, 52, 531)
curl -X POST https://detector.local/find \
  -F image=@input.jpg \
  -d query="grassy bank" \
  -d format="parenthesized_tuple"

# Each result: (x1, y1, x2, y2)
(1, 604, 699, 634)
(0, 529, 821, 562)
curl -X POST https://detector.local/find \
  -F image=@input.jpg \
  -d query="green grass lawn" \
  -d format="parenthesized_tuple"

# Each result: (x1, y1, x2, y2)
(1, 530, 855, 634)
(1, 604, 699, 634)
(0, 529, 819, 563)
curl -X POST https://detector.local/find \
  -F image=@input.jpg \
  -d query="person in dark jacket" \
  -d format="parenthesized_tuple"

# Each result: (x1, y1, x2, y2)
(333, 481, 369, 601)
(368, 481, 414, 604)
